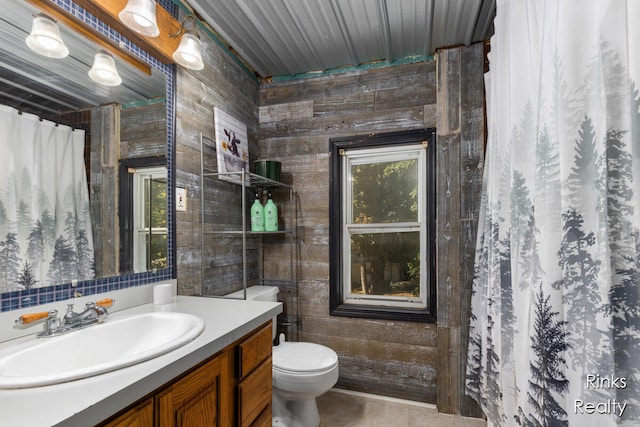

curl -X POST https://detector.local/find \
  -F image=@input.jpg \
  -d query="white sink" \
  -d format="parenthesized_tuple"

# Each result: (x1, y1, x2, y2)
(0, 312, 205, 389)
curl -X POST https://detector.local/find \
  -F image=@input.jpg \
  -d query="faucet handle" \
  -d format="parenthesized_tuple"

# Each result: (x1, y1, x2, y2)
(95, 299, 114, 317)
(95, 298, 115, 308)
(64, 304, 78, 321)
(43, 310, 61, 333)
(15, 310, 52, 325)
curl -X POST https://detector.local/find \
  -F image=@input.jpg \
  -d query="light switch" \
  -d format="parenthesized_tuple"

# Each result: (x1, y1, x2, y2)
(176, 187, 187, 212)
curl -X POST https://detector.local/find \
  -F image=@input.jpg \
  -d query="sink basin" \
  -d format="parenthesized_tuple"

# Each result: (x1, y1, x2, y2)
(0, 312, 205, 389)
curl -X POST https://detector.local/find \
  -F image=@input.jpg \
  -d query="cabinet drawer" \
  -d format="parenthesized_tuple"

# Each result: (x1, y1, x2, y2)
(238, 322, 272, 379)
(238, 358, 272, 427)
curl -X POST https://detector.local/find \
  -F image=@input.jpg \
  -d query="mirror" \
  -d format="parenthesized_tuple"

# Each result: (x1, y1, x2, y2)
(0, 0, 169, 296)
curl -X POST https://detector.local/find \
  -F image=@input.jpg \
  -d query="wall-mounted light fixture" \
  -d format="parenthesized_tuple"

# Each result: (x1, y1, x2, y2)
(170, 16, 204, 71)
(88, 50, 122, 86)
(26, 13, 69, 58)
(118, 0, 160, 37)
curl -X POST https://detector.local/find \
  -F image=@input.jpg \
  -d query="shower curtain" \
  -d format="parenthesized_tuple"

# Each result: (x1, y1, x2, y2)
(0, 105, 95, 292)
(466, 1, 640, 426)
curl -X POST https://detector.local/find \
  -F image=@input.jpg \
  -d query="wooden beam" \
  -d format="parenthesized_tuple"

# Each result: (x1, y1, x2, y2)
(26, 0, 152, 75)
(73, 0, 181, 65)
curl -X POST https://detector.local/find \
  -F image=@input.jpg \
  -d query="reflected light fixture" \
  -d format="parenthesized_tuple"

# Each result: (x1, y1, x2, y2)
(171, 16, 204, 71)
(119, 0, 160, 37)
(26, 13, 69, 58)
(89, 50, 122, 86)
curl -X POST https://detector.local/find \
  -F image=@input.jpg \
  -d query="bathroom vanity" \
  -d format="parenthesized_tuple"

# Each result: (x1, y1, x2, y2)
(0, 295, 282, 426)
(101, 321, 273, 426)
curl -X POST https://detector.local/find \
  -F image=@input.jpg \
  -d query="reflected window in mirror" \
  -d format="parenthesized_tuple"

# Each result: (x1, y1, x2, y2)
(118, 157, 167, 275)
(133, 166, 168, 273)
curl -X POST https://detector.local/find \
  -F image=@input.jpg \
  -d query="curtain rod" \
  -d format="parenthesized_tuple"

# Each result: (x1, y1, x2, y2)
(16, 109, 86, 132)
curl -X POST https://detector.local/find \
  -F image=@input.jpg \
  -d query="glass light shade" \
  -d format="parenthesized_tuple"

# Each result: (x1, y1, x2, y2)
(118, 0, 160, 37)
(89, 51, 122, 86)
(172, 32, 204, 70)
(25, 14, 69, 58)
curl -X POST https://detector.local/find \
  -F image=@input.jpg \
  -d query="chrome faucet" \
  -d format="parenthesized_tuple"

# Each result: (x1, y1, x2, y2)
(16, 299, 114, 338)
(63, 302, 109, 325)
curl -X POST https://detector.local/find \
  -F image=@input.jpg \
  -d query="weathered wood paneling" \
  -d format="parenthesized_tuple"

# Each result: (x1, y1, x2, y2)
(258, 60, 441, 404)
(457, 43, 486, 419)
(259, 100, 313, 122)
(174, 12, 260, 297)
(120, 103, 167, 157)
(91, 104, 119, 279)
(260, 62, 435, 106)
(436, 131, 463, 330)
(174, 38, 485, 415)
(259, 106, 426, 139)
(257, 44, 484, 410)
(436, 43, 485, 417)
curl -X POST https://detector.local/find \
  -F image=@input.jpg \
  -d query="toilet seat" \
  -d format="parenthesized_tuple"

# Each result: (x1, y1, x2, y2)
(273, 342, 338, 374)
(272, 339, 340, 427)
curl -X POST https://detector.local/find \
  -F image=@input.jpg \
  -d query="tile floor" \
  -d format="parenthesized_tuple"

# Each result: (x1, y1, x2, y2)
(317, 389, 487, 427)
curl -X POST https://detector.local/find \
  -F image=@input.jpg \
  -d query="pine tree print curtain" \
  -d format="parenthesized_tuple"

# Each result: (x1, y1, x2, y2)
(0, 105, 95, 292)
(467, 1, 640, 426)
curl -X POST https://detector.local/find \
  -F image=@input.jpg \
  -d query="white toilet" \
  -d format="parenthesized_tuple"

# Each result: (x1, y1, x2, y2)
(225, 285, 339, 427)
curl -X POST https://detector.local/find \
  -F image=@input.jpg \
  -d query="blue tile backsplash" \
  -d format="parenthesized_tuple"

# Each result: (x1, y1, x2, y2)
(0, 0, 177, 312)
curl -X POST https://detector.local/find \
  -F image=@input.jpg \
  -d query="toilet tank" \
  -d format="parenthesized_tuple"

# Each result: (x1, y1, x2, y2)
(225, 286, 279, 340)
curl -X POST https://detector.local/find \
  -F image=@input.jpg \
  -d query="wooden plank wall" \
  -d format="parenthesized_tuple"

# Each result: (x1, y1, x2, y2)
(173, 18, 260, 297)
(173, 35, 485, 414)
(257, 42, 485, 410)
(90, 104, 119, 279)
(436, 45, 485, 416)
(119, 102, 167, 159)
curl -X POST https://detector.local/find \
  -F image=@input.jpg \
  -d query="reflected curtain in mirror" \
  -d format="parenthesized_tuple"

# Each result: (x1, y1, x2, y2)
(0, 105, 95, 292)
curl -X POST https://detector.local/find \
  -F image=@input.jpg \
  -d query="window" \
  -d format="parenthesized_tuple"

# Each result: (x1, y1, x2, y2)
(118, 157, 167, 274)
(329, 129, 435, 322)
(132, 166, 168, 272)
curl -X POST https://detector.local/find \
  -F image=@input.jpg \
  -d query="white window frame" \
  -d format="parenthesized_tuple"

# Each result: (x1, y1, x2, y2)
(132, 166, 167, 273)
(341, 144, 427, 308)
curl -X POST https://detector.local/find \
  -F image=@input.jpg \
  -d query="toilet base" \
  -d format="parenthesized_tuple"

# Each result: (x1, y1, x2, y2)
(272, 391, 320, 427)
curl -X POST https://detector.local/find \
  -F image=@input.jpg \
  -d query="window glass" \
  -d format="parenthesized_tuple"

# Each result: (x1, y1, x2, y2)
(134, 167, 167, 272)
(329, 129, 435, 322)
(349, 231, 421, 298)
(350, 157, 418, 223)
(342, 145, 426, 308)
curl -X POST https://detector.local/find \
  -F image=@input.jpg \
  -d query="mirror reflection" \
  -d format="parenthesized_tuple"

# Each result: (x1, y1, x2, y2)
(0, 0, 168, 294)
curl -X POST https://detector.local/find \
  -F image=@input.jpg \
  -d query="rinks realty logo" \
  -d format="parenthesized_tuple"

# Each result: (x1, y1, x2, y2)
(574, 374, 629, 417)
(585, 374, 627, 390)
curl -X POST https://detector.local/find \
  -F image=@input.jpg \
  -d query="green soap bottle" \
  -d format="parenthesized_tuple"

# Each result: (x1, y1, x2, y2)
(264, 192, 278, 232)
(250, 191, 265, 232)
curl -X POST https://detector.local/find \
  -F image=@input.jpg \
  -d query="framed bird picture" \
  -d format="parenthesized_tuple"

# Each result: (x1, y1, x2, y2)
(214, 107, 249, 185)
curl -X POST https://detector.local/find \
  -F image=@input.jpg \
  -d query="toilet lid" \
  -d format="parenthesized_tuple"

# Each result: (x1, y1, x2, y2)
(273, 342, 338, 373)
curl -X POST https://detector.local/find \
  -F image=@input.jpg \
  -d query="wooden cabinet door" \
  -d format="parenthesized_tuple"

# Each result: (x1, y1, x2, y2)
(156, 351, 231, 427)
(100, 398, 153, 427)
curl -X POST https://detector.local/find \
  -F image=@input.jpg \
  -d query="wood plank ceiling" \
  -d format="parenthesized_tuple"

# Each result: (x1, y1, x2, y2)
(187, 0, 496, 79)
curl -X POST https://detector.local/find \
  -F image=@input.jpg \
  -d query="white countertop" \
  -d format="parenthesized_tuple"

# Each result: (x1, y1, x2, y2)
(0, 295, 282, 427)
